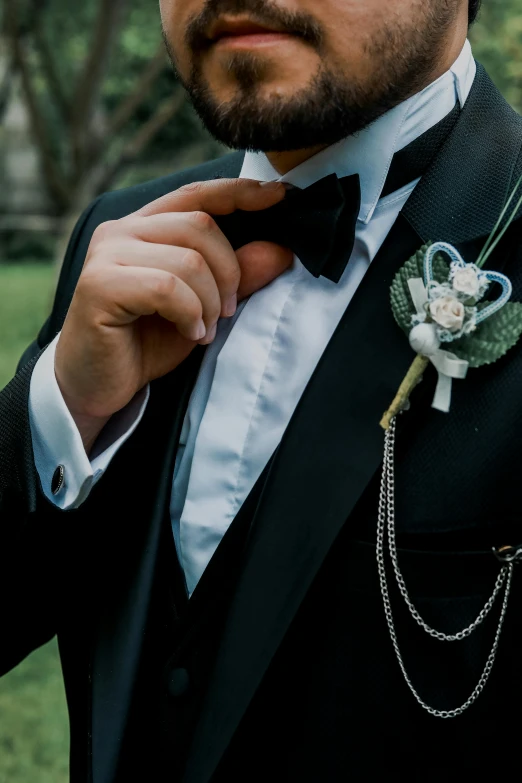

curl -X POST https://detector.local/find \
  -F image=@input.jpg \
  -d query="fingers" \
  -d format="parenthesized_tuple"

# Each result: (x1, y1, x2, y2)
(134, 178, 286, 218)
(236, 241, 295, 300)
(101, 239, 222, 333)
(122, 211, 240, 317)
(86, 264, 207, 342)
(83, 178, 292, 350)
(86, 236, 294, 344)
(94, 178, 288, 321)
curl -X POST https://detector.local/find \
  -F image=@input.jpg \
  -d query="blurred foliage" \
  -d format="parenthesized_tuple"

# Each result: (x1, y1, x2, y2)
(36, 0, 223, 167)
(2, 0, 224, 240)
(1, 231, 57, 262)
(1, 0, 225, 261)
(470, 0, 522, 112)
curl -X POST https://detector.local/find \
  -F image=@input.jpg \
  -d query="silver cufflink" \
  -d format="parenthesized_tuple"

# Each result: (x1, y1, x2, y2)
(51, 465, 65, 496)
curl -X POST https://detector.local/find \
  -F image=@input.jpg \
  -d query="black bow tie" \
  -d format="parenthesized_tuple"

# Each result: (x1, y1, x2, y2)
(215, 104, 460, 284)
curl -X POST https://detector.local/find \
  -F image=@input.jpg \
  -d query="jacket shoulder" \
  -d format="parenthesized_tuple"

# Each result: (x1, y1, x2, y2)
(97, 151, 245, 221)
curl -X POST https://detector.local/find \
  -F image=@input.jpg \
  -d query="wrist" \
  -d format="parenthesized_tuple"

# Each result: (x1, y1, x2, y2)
(55, 380, 112, 454)
(68, 409, 112, 455)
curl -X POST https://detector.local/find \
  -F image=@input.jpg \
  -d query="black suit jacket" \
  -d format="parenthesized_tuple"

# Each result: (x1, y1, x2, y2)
(2, 64, 522, 782)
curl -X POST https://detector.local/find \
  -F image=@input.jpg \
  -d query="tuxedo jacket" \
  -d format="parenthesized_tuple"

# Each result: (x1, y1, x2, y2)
(2, 64, 522, 782)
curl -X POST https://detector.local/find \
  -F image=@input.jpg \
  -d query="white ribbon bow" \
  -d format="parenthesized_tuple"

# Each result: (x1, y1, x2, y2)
(408, 278, 468, 413)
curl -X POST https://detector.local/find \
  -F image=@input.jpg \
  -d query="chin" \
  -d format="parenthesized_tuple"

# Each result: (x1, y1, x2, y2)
(201, 45, 320, 99)
(214, 80, 315, 108)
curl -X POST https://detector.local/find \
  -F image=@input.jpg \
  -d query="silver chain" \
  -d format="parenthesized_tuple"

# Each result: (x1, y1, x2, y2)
(377, 417, 514, 718)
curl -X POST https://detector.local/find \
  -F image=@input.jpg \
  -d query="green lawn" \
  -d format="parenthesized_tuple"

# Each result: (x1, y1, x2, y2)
(0, 264, 69, 783)
(0, 264, 56, 387)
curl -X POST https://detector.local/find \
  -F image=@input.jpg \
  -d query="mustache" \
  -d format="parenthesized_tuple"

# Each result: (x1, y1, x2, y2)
(186, 0, 324, 52)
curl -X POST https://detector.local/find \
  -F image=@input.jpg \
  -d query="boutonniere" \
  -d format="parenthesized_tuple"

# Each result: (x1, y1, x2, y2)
(375, 177, 522, 719)
(381, 176, 522, 430)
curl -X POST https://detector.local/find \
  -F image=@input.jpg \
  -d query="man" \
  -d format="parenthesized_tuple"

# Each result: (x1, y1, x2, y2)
(2, 0, 522, 778)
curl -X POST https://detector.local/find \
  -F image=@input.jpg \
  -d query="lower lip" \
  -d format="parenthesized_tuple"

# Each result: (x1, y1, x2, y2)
(213, 32, 295, 49)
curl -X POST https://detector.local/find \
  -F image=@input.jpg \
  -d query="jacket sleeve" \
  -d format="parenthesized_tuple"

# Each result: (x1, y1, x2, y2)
(0, 196, 104, 675)
(0, 158, 226, 674)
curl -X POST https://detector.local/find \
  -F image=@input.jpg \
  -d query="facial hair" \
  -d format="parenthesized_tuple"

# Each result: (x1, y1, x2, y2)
(165, 0, 460, 152)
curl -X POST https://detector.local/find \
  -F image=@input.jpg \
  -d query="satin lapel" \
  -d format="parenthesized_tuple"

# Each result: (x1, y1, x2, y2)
(183, 66, 522, 783)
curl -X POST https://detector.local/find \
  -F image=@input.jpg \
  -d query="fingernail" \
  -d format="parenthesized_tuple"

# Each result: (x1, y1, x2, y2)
(201, 323, 217, 345)
(191, 319, 206, 341)
(259, 181, 284, 190)
(224, 294, 237, 317)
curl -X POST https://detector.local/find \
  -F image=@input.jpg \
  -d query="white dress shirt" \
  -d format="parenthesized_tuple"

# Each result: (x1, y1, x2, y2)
(29, 42, 476, 595)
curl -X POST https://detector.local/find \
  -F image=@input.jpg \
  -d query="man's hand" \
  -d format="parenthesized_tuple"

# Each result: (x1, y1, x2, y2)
(54, 178, 292, 451)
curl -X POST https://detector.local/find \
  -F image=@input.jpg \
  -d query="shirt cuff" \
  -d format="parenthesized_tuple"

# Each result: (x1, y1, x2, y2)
(29, 333, 150, 510)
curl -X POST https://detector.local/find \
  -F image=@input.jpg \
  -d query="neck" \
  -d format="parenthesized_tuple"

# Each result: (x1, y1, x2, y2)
(267, 145, 328, 176)
(266, 22, 468, 177)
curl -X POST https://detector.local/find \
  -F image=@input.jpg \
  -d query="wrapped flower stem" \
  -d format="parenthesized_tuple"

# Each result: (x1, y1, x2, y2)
(380, 354, 429, 431)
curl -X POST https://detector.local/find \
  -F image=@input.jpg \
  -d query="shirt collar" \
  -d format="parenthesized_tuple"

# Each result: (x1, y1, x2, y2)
(240, 39, 476, 224)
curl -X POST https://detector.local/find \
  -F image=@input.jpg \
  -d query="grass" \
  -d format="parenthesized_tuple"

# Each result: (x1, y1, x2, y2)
(0, 263, 70, 783)
(0, 643, 70, 783)
(0, 263, 57, 388)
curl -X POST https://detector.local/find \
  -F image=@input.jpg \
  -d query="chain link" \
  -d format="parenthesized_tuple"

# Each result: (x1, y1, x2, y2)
(376, 417, 513, 718)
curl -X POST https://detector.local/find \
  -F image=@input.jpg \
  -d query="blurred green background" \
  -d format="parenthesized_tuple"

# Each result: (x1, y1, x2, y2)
(0, 264, 63, 783)
(0, 0, 521, 780)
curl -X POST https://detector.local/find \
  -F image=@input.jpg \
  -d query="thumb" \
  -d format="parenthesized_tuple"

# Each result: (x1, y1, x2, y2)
(236, 241, 294, 301)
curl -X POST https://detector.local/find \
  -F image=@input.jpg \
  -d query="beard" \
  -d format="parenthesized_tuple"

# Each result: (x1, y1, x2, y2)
(165, 0, 460, 152)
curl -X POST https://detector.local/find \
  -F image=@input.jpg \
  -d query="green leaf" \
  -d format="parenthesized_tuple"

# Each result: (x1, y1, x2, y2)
(451, 301, 522, 368)
(390, 243, 450, 333)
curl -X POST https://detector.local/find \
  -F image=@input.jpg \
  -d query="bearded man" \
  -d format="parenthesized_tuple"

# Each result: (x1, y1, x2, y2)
(2, 0, 522, 779)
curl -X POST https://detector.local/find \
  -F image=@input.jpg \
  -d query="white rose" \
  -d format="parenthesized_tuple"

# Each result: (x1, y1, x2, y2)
(429, 296, 465, 332)
(452, 266, 481, 297)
